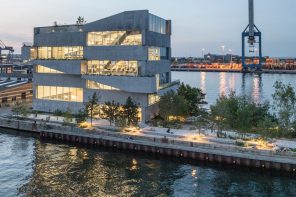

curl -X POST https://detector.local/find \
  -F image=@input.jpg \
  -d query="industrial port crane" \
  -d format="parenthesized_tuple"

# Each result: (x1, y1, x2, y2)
(242, 0, 262, 71)
(0, 40, 14, 64)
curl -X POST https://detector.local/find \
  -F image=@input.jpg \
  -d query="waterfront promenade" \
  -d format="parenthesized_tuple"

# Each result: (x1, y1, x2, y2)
(0, 116, 295, 173)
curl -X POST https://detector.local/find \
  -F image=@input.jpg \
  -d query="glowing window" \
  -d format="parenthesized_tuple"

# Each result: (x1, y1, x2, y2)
(86, 80, 119, 91)
(87, 31, 142, 46)
(36, 65, 64, 74)
(33, 46, 83, 60)
(36, 86, 83, 102)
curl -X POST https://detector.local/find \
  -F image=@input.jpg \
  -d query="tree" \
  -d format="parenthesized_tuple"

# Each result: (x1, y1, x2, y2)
(12, 102, 29, 119)
(272, 81, 296, 135)
(75, 109, 88, 124)
(123, 97, 139, 126)
(85, 92, 100, 126)
(63, 108, 73, 124)
(210, 91, 274, 133)
(76, 16, 86, 25)
(101, 101, 121, 126)
(177, 83, 207, 116)
(159, 90, 189, 121)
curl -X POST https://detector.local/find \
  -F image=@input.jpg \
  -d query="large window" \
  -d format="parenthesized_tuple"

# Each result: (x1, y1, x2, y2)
(85, 60, 138, 76)
(149, 14, 166, 34)
(36, 65, 64, 74)
(148, 47, 169, 61)
(148, 94, 160, 105)
(31, 47, 83, 60)
(36, 86, 83, 102)
(87, 31, 142, 46)
(86, 80, 119, 91)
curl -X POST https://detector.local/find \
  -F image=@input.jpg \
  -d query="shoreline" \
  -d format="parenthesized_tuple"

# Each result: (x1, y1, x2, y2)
(0, 117, 295, 173)
(171, 68, 296, 74)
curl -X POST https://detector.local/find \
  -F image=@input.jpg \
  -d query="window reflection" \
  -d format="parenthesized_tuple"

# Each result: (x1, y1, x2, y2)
(85, 60, 138, 76)
(149, 14, 166, 34)
(87, 31, 142, 46)
(36, 86, 83, 102)
(219, 72, 227, 95)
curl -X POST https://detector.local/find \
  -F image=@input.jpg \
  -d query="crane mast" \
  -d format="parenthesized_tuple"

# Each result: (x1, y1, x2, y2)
(242, 0, 262, 71)
(248, 0, 255, 42)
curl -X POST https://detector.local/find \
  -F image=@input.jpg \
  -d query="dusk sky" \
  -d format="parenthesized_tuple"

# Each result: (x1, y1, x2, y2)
(1, 0, 295, 57)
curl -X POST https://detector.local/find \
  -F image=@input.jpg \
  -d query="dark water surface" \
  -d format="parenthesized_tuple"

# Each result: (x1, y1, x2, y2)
(0, 131, 295, 197)
(172, 72, 296, 106)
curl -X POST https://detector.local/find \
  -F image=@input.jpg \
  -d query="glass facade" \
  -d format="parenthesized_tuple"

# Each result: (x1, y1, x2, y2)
(148, 47, 169, 61)
(85, 60, 138, 76)
(86, 80, 119, 90)
(31, 47, 83, 60)
(36, 65, 64, 74)
(149, 14, 166, 34)
(36, 86, 83, 102)
(87, 31, 142, 46)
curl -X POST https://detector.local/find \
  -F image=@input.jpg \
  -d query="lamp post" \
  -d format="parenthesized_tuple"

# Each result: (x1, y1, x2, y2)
(229, 49, 232, 65)
(221, 45, 225, 64)
(201, 48, 205, 59)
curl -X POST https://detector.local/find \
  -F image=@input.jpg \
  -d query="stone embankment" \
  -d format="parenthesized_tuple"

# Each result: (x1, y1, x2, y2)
(0, 117, 295, 173)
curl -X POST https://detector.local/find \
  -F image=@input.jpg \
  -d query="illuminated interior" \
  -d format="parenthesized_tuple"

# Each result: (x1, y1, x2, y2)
(31, 47, 83, 60)
(36, 86, 83, 102)
(87, 31, 142, 46)
(148, 47, 168, 61)
(148, 94, 160, 105)
(36, 65, 64, 74)
(86, 80, 119, 90)
(85, 60, 138, 76)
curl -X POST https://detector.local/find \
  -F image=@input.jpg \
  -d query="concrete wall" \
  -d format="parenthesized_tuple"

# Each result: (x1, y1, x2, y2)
(82, 75, 156, 94)
(33, 99, 84, 113)
(84, 89, 148, 107)
(83, 10, 149, 32)
(34, 74, 85, 88)
(34, 32, 85, 46)
(84, 46, 147, 61)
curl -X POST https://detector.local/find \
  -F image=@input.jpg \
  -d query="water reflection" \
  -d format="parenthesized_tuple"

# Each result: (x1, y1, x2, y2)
(0, 132, 296, 197)
(200, 72, 206, 93)
(172, 72, 292, 107)
(219, 72, 227, 95)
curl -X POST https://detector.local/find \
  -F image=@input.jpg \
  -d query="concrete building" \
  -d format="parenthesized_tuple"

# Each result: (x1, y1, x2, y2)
(29, 10, 179, 122)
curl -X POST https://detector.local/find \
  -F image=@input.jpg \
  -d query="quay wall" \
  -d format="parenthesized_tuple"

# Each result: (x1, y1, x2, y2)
(0, 117, 295, 173)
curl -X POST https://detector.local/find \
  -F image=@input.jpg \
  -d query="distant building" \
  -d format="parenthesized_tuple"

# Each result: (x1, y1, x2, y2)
(29, 10, 179, 122)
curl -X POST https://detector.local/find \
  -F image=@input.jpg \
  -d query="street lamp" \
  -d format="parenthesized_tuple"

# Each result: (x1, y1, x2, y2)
(229, 49, 233, 65)
(221, 45, 225, 64)
(201, 48, 205, 59)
